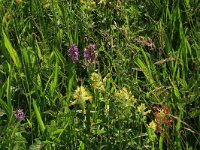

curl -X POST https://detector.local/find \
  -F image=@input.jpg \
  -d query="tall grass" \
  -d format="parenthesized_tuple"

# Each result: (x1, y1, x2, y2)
(0, 0, 199, 149)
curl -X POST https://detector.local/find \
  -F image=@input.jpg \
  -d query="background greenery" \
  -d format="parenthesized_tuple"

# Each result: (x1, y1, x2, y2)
(0, 0, 199, 149)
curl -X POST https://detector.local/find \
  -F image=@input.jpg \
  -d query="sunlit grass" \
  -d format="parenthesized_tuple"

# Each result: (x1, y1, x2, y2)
(0, 0, 199, 149)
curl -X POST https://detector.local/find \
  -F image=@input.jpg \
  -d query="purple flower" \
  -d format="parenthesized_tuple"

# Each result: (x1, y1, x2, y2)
(68, 44, 79, 63)
(84, 44, 97, 66)
(14, 109, 25, 121)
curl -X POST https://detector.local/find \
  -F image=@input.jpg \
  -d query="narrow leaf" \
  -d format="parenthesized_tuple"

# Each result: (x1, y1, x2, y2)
(2, 30, 21, 68)
(33, 100, 45, 133)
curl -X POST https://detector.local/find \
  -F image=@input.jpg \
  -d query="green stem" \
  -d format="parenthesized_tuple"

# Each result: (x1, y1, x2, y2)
(33, 100, 45, 134)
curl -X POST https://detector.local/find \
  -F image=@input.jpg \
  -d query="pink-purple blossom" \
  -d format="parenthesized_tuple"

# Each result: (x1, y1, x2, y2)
(68, 43, 79, 63)
(14, 109, 25, 121)
(84, 44, 97, 66)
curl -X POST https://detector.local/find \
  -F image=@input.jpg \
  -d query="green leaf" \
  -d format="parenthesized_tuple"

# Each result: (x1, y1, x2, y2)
(96, 129, 106, 134)
(78, 141, 85, 150)
(169, 78, 181, 99)
(29, 139, 42, 150)
(0, 108, 6, 117)
(33, 100, 45, 133)
(0, 99, 8, 116)
(135, 57, 155, 87)
(159, 135, 163, 150)
(2, 30, 21, 69)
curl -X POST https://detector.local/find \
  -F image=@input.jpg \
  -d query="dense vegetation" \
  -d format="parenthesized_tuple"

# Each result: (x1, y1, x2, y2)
(0, 0, 199, 149)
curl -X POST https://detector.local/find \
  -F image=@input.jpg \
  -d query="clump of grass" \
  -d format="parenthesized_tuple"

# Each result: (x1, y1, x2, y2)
(0, 0, 199, 149)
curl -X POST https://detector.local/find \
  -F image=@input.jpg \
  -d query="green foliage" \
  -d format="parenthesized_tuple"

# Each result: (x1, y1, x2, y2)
(0, 0, 199, 149)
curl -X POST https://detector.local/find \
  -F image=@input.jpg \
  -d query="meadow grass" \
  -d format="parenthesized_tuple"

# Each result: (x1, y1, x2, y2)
(0, 0, 199, 149)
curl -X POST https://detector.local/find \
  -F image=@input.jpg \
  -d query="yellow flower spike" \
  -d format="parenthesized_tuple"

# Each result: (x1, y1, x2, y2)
(90, 72, 105, 92)
(115, 87, 136, 107)
(137, 103, 146, 113)
(69, 86, 93, 108)
(143, 110, 152, 115)
(122, 87, 130, 100)
(80, 0, 96, 5)
(130, 95, 136, 103)
(69, 100, 77, 106)
(148, 121, 156, 132)
(137, 103, 151, 116)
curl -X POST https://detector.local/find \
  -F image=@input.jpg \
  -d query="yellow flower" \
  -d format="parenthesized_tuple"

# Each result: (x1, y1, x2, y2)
(115, 87, 130, 100)
(98, 0, 106, 5)
(143, 110, 151, 115)
(80, 0, 96, 5)
(137, 103, 146, 113)
(69, 86, 92, 109)
(137, 103, 151, 115)
(90, 72, 105, 92)
(115, 87, 136, 106)
(148, 121, 156, 132)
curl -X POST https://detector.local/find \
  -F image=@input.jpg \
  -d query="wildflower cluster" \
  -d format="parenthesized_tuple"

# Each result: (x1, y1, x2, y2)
(115, 87, 136, 107)
(68, 44, 79, 63)
(137, 103, 151, 116)
(153, 104, 173, 133)
(69, 86, 93, 114)
(147, 120, 157, 141)
(148, 121, 157, 132)
(68, 43, 98, 67)
(84, 44, 98, 67)
(14, 109, 25, 121)
(90, 72, 105, 92)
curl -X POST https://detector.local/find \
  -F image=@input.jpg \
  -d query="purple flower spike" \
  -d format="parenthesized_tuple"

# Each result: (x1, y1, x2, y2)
(68, 43, 79, 63)
(84, 44, 97, 65)
(14, 109, 25, 121)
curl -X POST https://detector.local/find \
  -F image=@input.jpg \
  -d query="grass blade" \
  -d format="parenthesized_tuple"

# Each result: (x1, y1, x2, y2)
(2, 30, 21, 69)
(33, 100, 45, 134)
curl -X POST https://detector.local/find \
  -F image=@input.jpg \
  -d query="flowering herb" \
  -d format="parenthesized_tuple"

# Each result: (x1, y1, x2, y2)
(115, 87, 136, 106)
(148, 121, 157, 133)
(90, 72, 105, 92)
(68, 43, 79, 63)
(14, 109, 25, 121)
(137, 103, 151, 116)
(69, 86, 93, 115)
(84, 44, 97, 66)
(153, 104, 173, 133)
